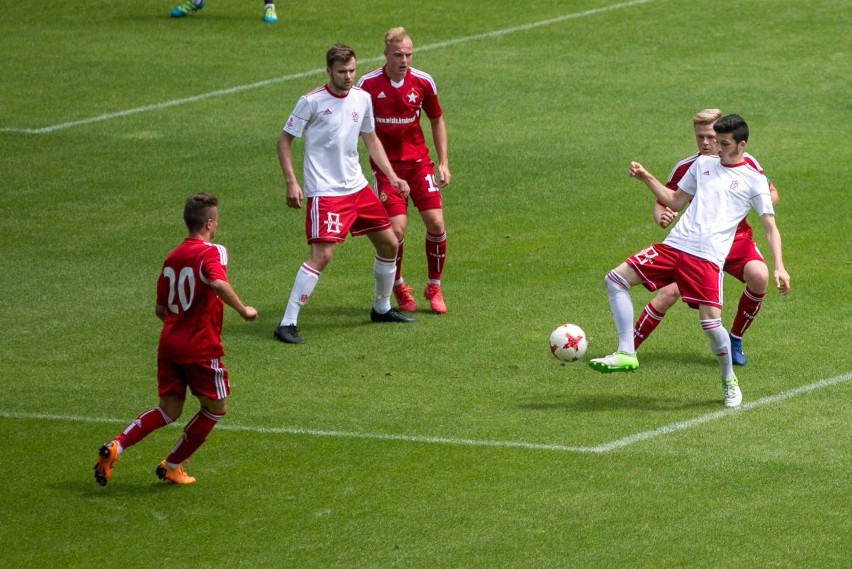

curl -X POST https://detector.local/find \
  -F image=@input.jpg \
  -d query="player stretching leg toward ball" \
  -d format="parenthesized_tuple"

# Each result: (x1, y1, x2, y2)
(357, 27, 452, 314)
(589, 115, 789, 407)
(633, 109, 780, 365)
(94, 194, 257, 486)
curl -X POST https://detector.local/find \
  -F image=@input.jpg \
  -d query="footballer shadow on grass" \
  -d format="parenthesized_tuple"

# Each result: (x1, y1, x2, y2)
(71, 479, 184, 498)
(517, 394, 715, 413)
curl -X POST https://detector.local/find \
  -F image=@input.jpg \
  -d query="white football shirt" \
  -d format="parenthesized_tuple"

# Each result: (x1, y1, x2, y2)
(283, 85, 375, 197)
(664, 155, 774, 266)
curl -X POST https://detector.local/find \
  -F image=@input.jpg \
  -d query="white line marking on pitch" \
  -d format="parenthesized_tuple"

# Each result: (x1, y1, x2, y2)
(0, 0, 652, 134)
(1, 372, 848, 453)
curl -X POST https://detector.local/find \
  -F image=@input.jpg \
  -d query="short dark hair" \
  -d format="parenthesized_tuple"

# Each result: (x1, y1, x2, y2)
(713, 114, 749, 143)
(183, 193, 218, 232)
(326, 44, 356, 67)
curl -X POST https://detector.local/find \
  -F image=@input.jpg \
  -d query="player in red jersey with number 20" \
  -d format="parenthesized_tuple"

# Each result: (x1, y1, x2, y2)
(94, 193, 257, 486)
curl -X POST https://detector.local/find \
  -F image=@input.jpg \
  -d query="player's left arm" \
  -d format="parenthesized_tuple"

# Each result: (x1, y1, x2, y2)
(362, 131, 410, 197)
(429, 116, 451, 187)
(210, 279, 258, 322)
(769, 181, 779, 205)
(759, 213, 790, 295)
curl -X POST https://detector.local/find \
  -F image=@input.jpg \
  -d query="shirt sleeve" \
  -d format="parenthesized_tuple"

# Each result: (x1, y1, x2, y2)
(200, 245, 228, 284)
(676, 160, 699, 196)
(750, 177, 774, 216)
(360, 94, 375, 134)
(283, 96, 311, 138)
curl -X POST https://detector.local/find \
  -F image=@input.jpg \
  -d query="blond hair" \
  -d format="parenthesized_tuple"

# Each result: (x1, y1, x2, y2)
(692, 108, 723, 126)
(384, 27, 408, 47)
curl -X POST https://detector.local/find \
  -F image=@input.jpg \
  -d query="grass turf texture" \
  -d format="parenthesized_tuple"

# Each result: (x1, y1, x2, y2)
(1, 0, 850, 567)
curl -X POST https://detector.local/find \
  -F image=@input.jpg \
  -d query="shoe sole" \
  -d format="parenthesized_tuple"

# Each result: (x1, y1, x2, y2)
(94, 443, 117, 486)
(273, 330, 304, 345)
(588, 362, 638, 374)
(156, 464, 196, 485)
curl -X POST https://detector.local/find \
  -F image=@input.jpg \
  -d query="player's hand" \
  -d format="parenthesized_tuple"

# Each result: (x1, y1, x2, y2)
(658, 207, 678, 228)
(437, 164, 451, 188)
(392, 177, 411, 198)
(285, 184, 303, 209)
(242, 307, 258, 322)
(628, 161, 648, 180)
(774, 269, 790, 295)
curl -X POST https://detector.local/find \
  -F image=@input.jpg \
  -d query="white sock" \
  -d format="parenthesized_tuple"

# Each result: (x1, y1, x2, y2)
(701, 318, 734, 380)
(280, 263, 320, 326)
(605, 270, 635, 354)
(373, 256, 396, 313)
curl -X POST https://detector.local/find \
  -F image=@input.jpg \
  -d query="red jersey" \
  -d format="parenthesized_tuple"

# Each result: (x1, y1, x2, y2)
(156, 238, 228, 363)
(664, 152, 767, 240)
(356, 66, 443, 167)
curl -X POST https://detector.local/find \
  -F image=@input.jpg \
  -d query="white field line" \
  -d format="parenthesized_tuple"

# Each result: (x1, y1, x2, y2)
(1, 372, 849, 454)
(0, 0, 652, 135)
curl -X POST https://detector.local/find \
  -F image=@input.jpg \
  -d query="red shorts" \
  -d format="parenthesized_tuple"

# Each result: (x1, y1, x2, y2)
(157, 357, 230, 401)
(626, 243, 724, 309)
(373, 161, 443, 218)
(305, 186, 391, 243)
(723, 233, 765, 282)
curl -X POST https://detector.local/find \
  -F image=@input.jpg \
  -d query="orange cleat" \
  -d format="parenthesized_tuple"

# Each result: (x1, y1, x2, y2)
(156, 461, 196, 485)
(393, 284, 417, 312)
(94, 441, 120, 486)
(423, 284, 447, 314)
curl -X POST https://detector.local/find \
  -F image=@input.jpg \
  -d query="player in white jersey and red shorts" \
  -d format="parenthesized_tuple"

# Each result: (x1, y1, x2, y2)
(632, 109, 779, 365)
(273, 44, 414, 345)
(357, 27, 452, 314)
(589, 115, 790, 408)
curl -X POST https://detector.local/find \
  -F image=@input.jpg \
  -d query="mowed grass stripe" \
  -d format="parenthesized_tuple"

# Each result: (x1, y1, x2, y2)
(0, 0, 654, 134)
(3, 371, 848, 454)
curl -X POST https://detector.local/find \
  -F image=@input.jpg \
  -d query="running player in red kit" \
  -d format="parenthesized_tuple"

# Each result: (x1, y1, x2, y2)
(357, 27, 452, 314)
(94, 193, 257, 486)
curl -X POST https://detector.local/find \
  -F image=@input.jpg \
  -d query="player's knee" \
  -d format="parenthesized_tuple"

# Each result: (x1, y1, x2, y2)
(744, 262, 769, 292)
(657, 286, 680, 307)
(203, 398, 228, 416)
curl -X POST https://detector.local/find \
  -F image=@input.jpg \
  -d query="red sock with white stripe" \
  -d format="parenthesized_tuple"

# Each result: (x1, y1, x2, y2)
(426, 232, 446, 282)
(115, 407, 172, 452)
(634, 303, 665, 350)
(730, 287, 764, 338)
(166, 408, 224, 466)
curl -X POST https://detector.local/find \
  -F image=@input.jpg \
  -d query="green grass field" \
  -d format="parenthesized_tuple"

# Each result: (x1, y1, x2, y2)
(2, 0, 850, 567)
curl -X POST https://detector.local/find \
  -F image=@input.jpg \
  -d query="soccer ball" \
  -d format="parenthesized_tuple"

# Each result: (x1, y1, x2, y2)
(549, 324, 588, 362)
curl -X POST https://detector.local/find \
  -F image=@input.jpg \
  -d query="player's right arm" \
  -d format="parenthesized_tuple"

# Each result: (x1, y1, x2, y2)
(277, 131, 303, 209)
(653, 202, 678, 228)
(629, 161, 691, 212)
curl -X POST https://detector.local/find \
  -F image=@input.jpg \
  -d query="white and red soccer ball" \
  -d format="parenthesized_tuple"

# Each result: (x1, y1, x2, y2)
(549, 324, 588, 362)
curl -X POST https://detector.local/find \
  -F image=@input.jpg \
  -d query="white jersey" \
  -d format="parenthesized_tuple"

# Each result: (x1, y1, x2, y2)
(664, 154, 774, 266)
(283, 85, 375, 197)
